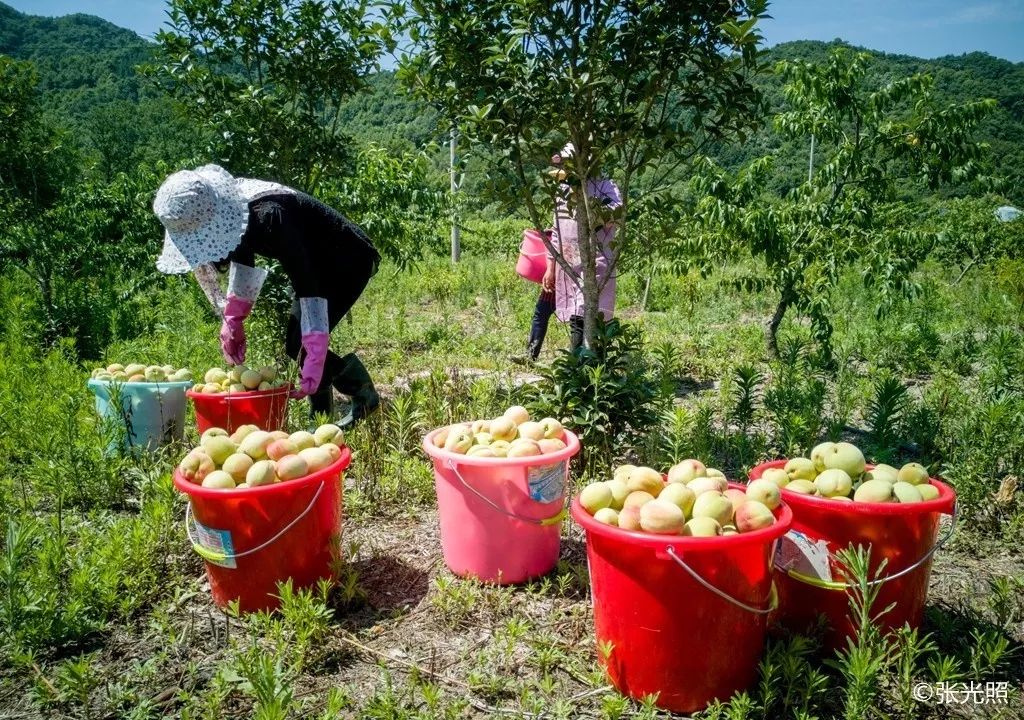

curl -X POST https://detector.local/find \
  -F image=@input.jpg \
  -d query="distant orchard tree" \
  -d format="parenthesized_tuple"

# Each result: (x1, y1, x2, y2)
(688, 50, 996, 360)
(152, 0, 399, 191)
(399, 0, 767, 348)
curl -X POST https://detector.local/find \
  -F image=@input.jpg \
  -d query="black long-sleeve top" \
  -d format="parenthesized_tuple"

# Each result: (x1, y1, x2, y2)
(221, 191, 380, 300)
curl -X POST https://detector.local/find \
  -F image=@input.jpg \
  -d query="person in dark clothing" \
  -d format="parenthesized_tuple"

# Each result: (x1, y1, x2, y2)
(152, 164, 380, 425)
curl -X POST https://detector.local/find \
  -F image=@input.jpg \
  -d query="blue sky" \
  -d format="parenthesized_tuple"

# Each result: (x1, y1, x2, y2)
(5, 0, 1024, 63)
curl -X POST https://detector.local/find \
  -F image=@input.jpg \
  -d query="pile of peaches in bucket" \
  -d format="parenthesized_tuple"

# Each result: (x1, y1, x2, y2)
(431, 405, 568, 458)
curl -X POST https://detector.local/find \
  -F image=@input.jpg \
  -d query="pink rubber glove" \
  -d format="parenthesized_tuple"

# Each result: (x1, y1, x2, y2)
(290, 331, 329, 399)
(220, 296, 252, 365)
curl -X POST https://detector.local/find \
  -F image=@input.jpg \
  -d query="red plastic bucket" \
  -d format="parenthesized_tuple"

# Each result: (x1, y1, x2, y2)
(422, 429, 580, 584)
(174, 446, 350, 612)
(187, 384, 291, 435)
(516, 229, 549, 284)
(748, 461, 956, 649)
(571, 483, 792, 713)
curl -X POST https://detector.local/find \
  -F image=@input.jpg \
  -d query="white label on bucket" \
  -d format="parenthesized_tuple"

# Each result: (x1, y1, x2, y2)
(774, 530, 831, 582)
(528, 461, 566, 503)
(194, 519, 237, 569)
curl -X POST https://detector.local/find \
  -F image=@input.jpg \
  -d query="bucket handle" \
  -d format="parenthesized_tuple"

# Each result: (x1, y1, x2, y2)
(184, 481, 325, 563)
(788, 501, 959, 591)
(664, 546, 779, 615)
(446, 459, 566, 527)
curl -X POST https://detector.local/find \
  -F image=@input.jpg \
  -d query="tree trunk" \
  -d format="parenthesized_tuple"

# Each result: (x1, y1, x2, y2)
(766, 288, 792, 360)
(574, 183, 600, 350)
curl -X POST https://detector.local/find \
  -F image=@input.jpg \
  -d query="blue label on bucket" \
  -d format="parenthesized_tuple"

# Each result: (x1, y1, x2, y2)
(194, 519, 237, 569)
(528, 461, 566, 503)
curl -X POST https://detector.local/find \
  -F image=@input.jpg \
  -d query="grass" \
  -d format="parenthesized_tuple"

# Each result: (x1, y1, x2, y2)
(0, 249, 1022, 718)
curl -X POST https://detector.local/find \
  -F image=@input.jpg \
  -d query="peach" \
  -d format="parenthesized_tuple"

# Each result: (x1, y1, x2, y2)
(745, 479, 782, 509)
(201, 427, 228, 443)
(898, 463, 930, 486)
(240, 430, 273, 460)
(688, 476, 726, 497)
(222, 453, 254, 484)
(853, 479, 894, 503)
(489, 417, 517, 442)
(893, 482, 923, 503)
(692, 492, 734, 527)
(504, 405, 531, 426)
(246, 460, 278, 487)
(471, 419, 491, 435)
(605, 479, 629, 510)
(298, 447, 332, 473)
(735, 500, 775, 532)
(201, 435, 237, 465)
(259, 366, 278, 382)
(667, 459, 707, 484)
(659, 483, 697, 518)
(473, 432, 494, 446)
(314, 423, 344, 446)
(276, 454, 309, 481)
(810, 442, 836, 472)
(201, 470, 236, 489)
(580, 483, 613, 514)
(539, 417, 564, 440)
(786, 479, 817, 495)
(640, 500, 686, 534)
(627, 466, 664, 496)
(684, 517, 722, 537)
(613, 464, 636, 484)
(467, 445, 498, 457)
(706, 468, 725, 479)
(240, 369, 263, 390)
(321, 443, 342, 463)
(289, 431, 317, 451)
(784, 458, 817, 482)
(623, 491, 656, 509)
(814, 468, 853, 498)
(229, 424, 260, 444)
(917, 484, 940, 501)
(267, 438, 299, 461)
(538, 438, 567, 454)
(593, 508, 619, 526)
(822, 442, 866, 479)
(179, 450, 215, 484)
(517, 421, 546, 441)
(724, 488, 747, 512)
(444, 428, 473, 454)
(618, 506, 642, 531)
(762, 467, 792, 487)
(507, 439, 542, 457)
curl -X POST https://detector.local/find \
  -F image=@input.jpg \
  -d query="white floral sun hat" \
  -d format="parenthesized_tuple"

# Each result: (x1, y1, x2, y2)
(153, 166, 251, 274)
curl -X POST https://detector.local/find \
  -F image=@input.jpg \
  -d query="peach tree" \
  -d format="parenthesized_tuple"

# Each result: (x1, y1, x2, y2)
(687, 49, 995, 361)
(398, 0, 767, 348)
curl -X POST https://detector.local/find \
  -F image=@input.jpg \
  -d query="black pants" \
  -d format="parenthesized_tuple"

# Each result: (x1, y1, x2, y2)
(528, 290, 584, 358)
(285, 260, 374, 415)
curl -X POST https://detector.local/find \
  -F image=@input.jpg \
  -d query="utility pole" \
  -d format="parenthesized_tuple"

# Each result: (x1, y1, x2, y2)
(808, 133, 816, 183)
(450, 125, 461, 263)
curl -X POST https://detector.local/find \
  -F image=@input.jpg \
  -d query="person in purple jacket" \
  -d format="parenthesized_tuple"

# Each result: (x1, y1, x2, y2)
(515, 143, 622, 362)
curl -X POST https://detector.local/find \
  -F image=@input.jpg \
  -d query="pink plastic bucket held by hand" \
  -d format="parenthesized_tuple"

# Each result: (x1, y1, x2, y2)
(422, 428, 580, 584)
(516, 229, 549, 284)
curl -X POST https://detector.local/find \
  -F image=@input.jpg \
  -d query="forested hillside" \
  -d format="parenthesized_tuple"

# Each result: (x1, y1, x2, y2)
(1, 1, 1020, 200)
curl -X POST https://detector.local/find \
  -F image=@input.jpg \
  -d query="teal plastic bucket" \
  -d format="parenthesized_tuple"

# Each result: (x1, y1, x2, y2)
(87, 379, 192, 452)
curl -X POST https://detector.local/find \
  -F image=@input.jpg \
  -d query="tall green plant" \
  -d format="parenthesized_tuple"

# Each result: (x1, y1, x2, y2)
(152, 0, 398, 191)
(399, 0, 766, 348)
(689, 49, 995, 360)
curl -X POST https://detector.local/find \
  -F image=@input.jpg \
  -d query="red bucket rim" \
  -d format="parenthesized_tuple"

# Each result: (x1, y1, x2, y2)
(422, 427, 580, 467)
(173, 445, 351, 498)
(748, 459, 956, 515)
(571, 481, 793, 549)
(186, 383, 293, 401)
